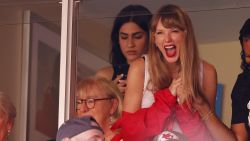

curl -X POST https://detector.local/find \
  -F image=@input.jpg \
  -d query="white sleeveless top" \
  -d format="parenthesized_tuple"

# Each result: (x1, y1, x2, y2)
(141, 55, 155, 108)
(141, 55, 204, 133)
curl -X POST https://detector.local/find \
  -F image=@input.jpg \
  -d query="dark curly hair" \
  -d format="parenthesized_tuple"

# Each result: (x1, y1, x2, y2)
(110, 5, 152, 66)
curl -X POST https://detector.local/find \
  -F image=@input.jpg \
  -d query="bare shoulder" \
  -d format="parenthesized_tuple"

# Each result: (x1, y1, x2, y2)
(124, 58, 145, 112)
(202, 60, 217, 109)
(95, 66, 114, 80)
(203, 60, 217, 75)
(129, 57, 145, 74)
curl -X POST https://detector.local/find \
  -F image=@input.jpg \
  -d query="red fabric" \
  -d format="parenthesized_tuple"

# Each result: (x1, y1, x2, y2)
(175, 104, 213, 141)
(111, 88, 213, 141)
(111, 88, 177, 141)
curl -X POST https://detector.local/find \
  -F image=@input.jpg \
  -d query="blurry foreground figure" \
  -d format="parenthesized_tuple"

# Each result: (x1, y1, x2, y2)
(56, 116, 104, 141)
(231, 18, 250, 141)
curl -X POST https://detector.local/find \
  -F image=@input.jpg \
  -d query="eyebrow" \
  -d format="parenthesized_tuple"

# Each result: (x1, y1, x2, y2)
(120, 31, 144, 34)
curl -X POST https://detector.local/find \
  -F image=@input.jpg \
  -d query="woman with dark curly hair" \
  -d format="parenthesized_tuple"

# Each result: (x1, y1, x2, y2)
(96, 5, 152, 94)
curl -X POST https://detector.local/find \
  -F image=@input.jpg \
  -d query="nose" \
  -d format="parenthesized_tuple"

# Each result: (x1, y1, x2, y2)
(78, 103, 89, 113)
(127, 37, 135, 48)
(164, 32, 171, 42)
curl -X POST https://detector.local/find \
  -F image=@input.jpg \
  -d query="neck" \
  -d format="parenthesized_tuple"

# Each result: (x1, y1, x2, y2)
(104, 129, 115, 141)
(168, 63, 180, 78)
(102, 122, 115, 141)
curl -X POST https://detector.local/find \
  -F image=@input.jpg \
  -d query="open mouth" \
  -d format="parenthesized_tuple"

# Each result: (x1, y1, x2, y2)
(164, 45, 177, 57)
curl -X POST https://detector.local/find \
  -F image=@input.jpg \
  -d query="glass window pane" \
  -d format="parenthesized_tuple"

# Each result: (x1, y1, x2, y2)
(0, 1, 62, 141)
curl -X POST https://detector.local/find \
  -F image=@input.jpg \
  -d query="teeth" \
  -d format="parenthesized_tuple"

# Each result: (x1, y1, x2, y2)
(164, 45, 174, 49)
(164, 46, 175, 51)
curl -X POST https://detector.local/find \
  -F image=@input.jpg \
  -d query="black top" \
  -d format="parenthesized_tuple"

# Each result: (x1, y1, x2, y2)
(231, 69, 250, 140)
(112, 64, 130, 80)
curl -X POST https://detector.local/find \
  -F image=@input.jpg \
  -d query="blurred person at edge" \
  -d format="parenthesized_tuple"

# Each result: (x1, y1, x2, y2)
(76, 77, 123, 141)
(56, 116, 104, 141)
(0, 92, 16, 141)
(95, 5, 152, 94)
(231, 18, 250, 141)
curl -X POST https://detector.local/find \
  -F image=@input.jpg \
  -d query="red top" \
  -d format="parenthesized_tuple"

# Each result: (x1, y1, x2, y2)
(111, 88, 213, 141)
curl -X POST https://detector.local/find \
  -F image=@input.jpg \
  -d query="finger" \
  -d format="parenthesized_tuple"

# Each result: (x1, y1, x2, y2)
(118, 79, 126, 85)
(119, 87, 126, 94)
(113, 74, 123, 84)
(117, 82, 126, 87)
(116, 74, 124, 80)
(173, 78, 182, 86)
(169, 79, 182, 95)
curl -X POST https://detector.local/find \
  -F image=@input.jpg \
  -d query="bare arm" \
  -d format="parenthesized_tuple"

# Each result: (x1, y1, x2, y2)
(202, 60, 217, 110)
(123, 58, 145, 113)
(195, 60, 236, 141)
(194, 99, 236, 141)
(232, 123, 248, 141)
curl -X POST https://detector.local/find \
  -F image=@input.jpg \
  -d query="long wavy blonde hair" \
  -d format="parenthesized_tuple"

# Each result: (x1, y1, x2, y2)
(148, 4, 202, 105)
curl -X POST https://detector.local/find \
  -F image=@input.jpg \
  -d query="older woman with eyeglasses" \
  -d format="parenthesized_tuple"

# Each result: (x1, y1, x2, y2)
(76, 76, 123, 141)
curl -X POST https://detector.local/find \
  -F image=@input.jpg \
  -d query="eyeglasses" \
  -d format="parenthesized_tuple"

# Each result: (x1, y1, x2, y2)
(76, 97, 114, 110)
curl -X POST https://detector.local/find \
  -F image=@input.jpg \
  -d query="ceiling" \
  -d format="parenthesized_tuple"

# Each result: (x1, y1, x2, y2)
(78, 0, 250, 44)
(80, 0, 250, 17)
(1, 0, 250, 43)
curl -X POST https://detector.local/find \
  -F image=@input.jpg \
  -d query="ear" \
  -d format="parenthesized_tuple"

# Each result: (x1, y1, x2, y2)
(110, 98, 119, 115)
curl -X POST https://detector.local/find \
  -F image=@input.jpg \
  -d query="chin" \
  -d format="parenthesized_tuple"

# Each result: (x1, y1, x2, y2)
(127, 56, 138, 62)
(165, 56, 178, 64)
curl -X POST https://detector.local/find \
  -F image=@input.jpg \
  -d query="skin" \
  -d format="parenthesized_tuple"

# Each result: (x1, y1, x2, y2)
(124, 19, 236, 141)
(118, 22, 147, 64)
(96, 22, 147, 94)
(76, 88, 118, 140)
(231, 37, 250, 141)
(243, 37, 250, 64)
(154, 20, 185, 65)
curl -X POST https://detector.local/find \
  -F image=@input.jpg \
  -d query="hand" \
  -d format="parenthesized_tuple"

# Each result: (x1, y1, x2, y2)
(169, 77, 181, 97)
(113, 74, 127, 94)
(169, 77, 189, 104)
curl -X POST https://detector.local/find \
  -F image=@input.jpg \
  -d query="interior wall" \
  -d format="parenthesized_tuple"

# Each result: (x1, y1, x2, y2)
(0, 8, 23, 141)
(199, 41, 241, 126)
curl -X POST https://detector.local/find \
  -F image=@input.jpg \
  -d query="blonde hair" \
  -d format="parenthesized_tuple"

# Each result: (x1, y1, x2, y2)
(0, 92, 16, 123)
(148, 4, 202, 105)
(76, 77, 123, 123)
